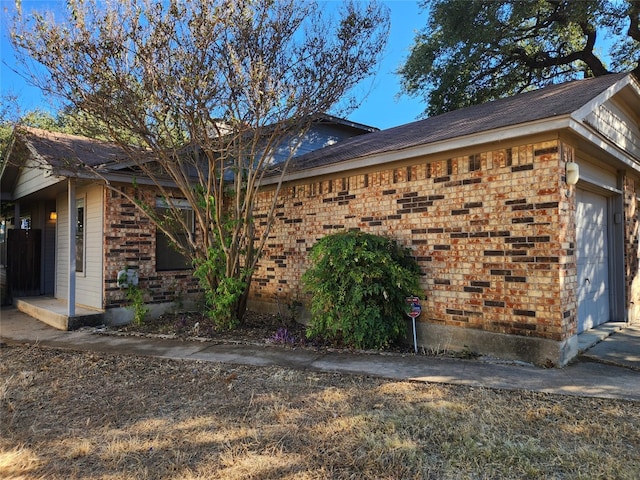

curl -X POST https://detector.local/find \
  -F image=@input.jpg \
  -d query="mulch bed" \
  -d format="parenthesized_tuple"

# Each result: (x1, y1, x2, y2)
(114, 310, 307, 346)
(109, 310, 431, 357)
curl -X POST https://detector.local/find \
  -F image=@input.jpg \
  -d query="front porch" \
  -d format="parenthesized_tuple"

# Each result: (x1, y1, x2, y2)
(14, 296, 104, 331)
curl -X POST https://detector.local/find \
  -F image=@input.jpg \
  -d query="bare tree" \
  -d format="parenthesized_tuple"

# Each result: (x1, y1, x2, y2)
(8, 0, 389, 327)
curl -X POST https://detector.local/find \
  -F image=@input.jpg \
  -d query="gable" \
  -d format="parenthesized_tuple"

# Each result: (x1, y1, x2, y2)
(271, 117, 377, 163)
(12, 157, 63, 200)
(583, 84, 640, 161)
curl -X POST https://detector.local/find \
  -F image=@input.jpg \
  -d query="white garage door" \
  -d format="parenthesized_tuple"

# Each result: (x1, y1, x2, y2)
(576, 189, 610, 333)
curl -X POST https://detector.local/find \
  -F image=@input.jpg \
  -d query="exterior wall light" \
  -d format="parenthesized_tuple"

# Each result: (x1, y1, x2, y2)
(565, 161, 579, 186)
(49, 211, 58, 221)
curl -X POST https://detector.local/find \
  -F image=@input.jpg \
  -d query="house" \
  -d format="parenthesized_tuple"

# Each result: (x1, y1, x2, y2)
(248, 73, 640, 366)
(2, 73, 639, 366)
(0, 115, 376, 328)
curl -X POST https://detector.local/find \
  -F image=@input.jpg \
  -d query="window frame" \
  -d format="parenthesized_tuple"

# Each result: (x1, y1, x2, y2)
(155, 197, 194, 272)
(76, 196, 86, 274)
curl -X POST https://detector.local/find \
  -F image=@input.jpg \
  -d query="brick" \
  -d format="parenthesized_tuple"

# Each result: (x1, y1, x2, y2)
(242, 139, 581, 345)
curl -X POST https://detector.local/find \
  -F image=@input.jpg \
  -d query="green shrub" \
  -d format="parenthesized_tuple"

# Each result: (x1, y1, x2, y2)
(302, 230, 422, 349)
(126, 284, 149, 327)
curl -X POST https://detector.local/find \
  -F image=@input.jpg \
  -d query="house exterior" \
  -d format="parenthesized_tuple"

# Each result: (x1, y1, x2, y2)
(1, 73, 639, 366)
(248, 73, 640, 366)
(0, 115, 376, 325)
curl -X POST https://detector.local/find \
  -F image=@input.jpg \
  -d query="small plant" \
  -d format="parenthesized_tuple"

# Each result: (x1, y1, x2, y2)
(269, 327, 297, 345)
(192, 246, 247, 331)
(126, 284, 149, 327)
(302, 230, 422, 350)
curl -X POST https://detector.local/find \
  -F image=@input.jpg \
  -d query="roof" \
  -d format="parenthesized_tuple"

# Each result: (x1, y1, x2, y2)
(12, 126, 136, 171)
(0, 127, 148, 199)
(312, 113, 379, 133)
(288, 73, 630, 173)
(1, 114, 378, 197)
(9, 113, 377, 174)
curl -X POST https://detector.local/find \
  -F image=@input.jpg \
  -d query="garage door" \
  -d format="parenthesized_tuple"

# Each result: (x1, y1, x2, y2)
(576, 189, 610, 333)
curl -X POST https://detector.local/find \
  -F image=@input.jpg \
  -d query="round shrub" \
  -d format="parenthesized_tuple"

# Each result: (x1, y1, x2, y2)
(302, 230, 422, 349)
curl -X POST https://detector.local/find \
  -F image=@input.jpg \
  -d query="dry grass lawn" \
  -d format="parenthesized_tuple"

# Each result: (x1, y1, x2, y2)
(1, 343, 639, 479)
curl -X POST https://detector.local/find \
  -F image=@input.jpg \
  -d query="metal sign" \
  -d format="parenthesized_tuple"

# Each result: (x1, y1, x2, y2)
(406, 296, 421, 354)
(406, 296, 422, 318)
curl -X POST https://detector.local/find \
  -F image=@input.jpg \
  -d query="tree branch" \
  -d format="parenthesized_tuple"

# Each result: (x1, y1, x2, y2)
(629, 0, 640, 42)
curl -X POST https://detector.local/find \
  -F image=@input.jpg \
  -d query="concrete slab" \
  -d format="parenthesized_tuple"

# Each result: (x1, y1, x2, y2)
(580, 325, 640, 371)
(2, 307, 640, 402)
(15, 297, 104, 330)
(577, 322, 626, 352)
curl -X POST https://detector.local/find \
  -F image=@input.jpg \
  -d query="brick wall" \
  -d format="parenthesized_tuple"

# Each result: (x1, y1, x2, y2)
(250, 139, 575, 342)
(98, 139, 640, 336)
(558, 144, 578, 339)
(623, 176, 640, 321)
(102, 185, 201, 309)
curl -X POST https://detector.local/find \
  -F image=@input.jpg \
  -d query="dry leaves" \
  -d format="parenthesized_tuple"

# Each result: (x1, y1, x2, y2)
(1, 343, 639, 479)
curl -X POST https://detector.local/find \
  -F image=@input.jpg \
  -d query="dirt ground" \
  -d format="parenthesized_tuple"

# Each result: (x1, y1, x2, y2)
(109, 310, 472, 358)
(2, 319, 640, 479)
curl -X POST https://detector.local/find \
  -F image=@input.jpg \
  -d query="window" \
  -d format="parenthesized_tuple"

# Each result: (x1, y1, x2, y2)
(76, 198, 85, 273)
(469, 154, 481, 172)
(155, 198, 193, 271)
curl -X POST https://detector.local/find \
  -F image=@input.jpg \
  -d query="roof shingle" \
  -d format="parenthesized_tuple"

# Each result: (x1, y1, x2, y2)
(15, 126, 135, 171)
(289, 73, 628, 172)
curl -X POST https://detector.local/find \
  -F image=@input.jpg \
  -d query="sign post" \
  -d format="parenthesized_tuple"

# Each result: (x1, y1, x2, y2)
(406, 296, 421, 354)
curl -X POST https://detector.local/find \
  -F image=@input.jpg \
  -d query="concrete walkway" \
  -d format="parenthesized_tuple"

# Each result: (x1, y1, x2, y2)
(1, 307, 639, 402)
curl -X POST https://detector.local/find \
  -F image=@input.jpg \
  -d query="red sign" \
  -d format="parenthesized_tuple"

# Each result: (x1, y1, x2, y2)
(406, 296, 422, 318)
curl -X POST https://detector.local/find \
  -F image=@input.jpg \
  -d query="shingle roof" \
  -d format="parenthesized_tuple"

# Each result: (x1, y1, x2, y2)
(289, 73, 629, 172)
(14, 126, 134, 171)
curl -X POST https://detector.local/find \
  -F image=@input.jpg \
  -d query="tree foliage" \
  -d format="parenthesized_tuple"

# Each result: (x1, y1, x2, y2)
(400, 0, 640, 116)
(0, 97, 60, 160)
(302, 231, 421, 350)
(9, 0, 390, 326)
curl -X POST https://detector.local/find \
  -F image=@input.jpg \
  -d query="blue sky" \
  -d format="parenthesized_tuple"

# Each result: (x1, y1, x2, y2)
(0, 0, 427, 130)
(344, 0, 428, 128)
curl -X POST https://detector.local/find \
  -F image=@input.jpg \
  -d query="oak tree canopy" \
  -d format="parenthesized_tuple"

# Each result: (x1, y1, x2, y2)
(399, 0, 640, 116)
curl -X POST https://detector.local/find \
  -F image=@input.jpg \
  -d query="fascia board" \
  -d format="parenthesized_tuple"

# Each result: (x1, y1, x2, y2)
(571, 75, 632, 121)
(102, 172, 177, 187)
(50, 168, 176, 188)
(260, 116, 572, 186)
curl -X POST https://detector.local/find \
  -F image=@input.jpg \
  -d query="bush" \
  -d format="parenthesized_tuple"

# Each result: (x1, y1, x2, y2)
(302, 230, 422, 349)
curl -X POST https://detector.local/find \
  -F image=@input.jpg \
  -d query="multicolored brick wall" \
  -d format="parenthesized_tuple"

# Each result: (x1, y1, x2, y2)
(97, 138, 640, 337)
(250, 139, 577, 342)
(557, 144, 578, 339)
(623, 176, 640, 321)
(102, 186, 200, 309)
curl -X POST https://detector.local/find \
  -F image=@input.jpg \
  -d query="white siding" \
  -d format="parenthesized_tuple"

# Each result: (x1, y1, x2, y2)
(585, 98, 640, 160)
(577, 160, 618, 190)
(55, 183, 104, 309)
(13, 158, 63, 199)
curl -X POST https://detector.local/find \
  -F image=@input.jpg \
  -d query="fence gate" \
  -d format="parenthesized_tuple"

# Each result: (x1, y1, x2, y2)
(7, 229, 41, 297)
